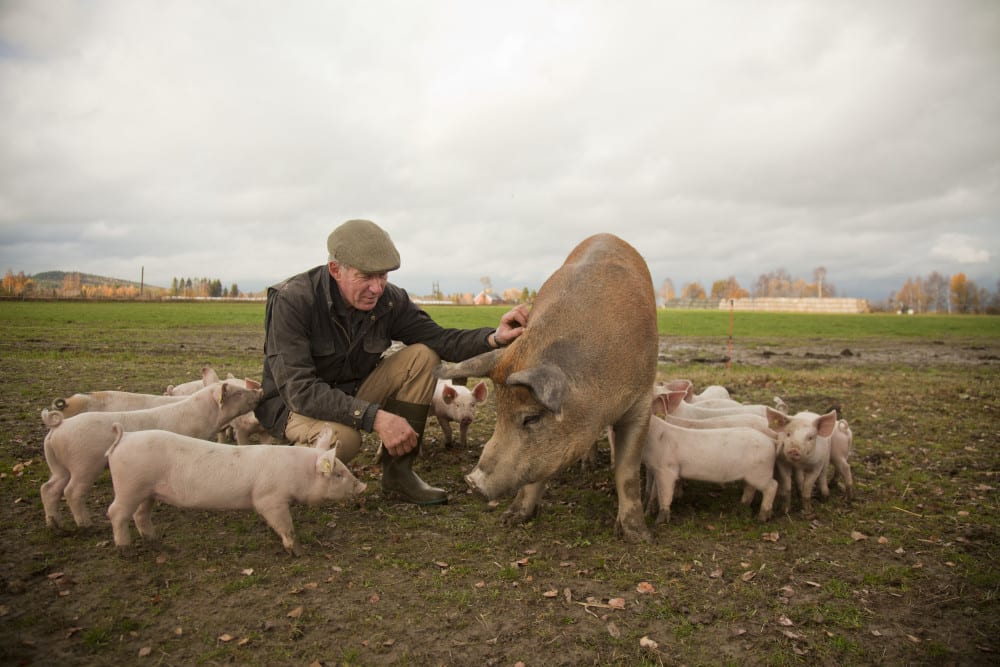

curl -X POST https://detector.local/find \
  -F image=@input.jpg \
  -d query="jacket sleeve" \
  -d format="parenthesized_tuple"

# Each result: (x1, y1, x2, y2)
(264, 287, 374, 430)
(388, 290, 495, 361)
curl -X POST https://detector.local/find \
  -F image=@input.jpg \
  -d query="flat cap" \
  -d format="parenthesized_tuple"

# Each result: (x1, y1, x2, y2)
(327, 219, 400, 273)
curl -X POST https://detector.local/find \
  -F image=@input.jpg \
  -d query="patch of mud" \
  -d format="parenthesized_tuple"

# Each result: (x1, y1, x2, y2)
(659, 338, 1000, 368)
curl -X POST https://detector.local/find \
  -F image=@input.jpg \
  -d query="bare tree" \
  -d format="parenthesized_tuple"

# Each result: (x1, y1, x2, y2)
(480, 276, 492, 293)
(658, 277, 676, 302)
(924, 272, 949, 313)
(753, 268, 794, 297)
(813, 266, 827, 298)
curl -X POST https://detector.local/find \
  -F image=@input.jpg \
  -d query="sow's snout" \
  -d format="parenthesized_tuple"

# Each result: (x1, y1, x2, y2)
(464, 468, 489, 498)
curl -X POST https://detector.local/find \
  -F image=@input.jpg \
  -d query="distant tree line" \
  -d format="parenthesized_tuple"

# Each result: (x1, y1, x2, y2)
(659, 266, 835, 302)
(0, 270, 244, 300)
(170, 277, 241, 298)
(656, 266, 999, 314)
(889, 271, 997, 314)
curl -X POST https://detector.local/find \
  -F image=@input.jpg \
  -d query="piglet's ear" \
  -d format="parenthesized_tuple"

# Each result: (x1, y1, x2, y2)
(816, 410, 838, 438)
(472, 381, 489, 402)
(216, 383, 228, 407)
(318, 454, 333, 477)
(765, 407, 790, 430)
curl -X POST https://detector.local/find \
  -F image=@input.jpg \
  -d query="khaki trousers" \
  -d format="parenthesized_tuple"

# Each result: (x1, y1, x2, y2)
(284, 344, 439, 461)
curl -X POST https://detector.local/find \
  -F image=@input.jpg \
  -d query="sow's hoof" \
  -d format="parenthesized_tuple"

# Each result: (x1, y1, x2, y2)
(616, 516, 653, 544)
(500, 504, 539, 526)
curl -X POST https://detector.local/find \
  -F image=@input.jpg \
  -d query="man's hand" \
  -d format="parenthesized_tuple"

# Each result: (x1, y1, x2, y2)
(373, 409, 418, 457)
(495, 304, 529, 346)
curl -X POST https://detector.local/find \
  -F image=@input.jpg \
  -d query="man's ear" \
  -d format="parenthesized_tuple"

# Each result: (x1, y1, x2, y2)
(328, 261, 341, 279)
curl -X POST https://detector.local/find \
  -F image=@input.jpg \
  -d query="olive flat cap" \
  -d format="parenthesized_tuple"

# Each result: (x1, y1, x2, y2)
(327, 219, 401, 273)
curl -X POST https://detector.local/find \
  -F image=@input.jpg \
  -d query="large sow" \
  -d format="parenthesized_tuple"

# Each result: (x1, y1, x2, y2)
(437, 233, 657, 542)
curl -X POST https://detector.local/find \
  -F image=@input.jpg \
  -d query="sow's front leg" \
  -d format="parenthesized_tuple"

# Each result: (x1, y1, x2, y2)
(611, 403, 654, 543)
(501, 482, 545, 526)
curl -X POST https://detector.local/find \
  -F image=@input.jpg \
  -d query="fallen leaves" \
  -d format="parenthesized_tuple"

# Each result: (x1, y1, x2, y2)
(636, 581, 655, 594)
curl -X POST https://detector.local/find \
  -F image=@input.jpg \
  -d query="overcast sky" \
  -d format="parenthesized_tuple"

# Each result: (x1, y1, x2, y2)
(1, 1, 997, 301)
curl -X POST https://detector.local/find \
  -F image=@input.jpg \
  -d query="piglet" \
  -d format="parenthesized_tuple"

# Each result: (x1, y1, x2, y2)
(616, 395, 779, 525)
(39, 378, 261, 530)
(430, 379, 489, 447)
(51, 391, 185, 418)
(766, 408, 838, 516)
(106, 426, 365, 557)
(823, 418, 854, 501)
(165, 365, 220, 396)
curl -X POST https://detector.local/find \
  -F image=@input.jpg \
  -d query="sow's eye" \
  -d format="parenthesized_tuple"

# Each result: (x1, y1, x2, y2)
(520, 413, 542, 428)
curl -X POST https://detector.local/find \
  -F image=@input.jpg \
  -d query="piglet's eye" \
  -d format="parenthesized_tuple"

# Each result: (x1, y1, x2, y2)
(521, 414, 541, 427)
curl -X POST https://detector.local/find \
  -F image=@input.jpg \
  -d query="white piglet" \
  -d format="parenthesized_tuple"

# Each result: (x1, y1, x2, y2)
(617, 395, 779, 525)
(430, 379, 489, 447)
(766, 407, 838, 516)
(39, 379, 261, 530)
(50, 391, 185, 418)
(106, 426, 365, 556)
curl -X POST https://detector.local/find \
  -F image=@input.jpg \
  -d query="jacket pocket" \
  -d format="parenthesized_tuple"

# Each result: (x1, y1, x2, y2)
(363, 330, 391, 356)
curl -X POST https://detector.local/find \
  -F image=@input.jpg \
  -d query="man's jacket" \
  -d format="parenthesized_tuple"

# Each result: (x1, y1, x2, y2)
(255, 264, 494, 438)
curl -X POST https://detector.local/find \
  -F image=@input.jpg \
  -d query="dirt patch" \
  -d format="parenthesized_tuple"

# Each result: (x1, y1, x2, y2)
(1, 331, 998, 666)
(661, 336, 1000, 368)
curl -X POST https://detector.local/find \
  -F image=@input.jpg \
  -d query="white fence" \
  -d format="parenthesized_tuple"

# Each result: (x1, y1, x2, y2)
(719, 298, 870, 314)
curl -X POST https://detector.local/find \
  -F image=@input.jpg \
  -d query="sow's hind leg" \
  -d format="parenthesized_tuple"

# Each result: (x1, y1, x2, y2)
(611, 400, 654, 543)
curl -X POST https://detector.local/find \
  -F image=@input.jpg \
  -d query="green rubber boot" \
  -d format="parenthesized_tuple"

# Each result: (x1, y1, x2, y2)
(378, 398, 448, 505)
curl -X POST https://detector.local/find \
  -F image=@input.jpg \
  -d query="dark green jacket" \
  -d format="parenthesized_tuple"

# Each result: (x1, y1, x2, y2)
(255, 264, 494, 438)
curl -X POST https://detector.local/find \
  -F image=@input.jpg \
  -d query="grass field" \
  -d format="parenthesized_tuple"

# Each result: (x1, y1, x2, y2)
(0, 300, 997, 666)
(3, 300, 997, 339)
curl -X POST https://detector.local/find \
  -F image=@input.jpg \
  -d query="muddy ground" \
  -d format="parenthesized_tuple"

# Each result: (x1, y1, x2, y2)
(0, 332, 998, 666)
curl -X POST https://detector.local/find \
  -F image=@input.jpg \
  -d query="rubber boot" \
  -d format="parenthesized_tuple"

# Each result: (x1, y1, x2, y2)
(377, 398, 448, 505)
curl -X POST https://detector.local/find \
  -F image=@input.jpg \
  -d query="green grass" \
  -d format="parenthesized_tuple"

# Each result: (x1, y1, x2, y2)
(3, 300, 997, 339)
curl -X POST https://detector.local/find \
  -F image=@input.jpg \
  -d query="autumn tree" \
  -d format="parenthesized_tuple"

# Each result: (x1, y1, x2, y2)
(895, 277, 927, 313)
(680, 281, 707, 300)
(501, 287, 522, 302)
(709, 276, 749, 300)
(949, 273, 979, 313)
(1, 270, 33, 296)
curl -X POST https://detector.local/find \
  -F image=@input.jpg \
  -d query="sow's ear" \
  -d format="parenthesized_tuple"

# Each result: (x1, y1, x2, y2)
(436, 349, 504, 381)
(507, 364, 568, 417)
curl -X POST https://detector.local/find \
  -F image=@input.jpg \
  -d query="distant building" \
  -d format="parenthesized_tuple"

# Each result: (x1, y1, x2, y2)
(474, 290, 499, 305)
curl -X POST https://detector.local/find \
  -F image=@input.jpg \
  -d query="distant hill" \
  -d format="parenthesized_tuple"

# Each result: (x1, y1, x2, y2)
(30, 271, 163, 291)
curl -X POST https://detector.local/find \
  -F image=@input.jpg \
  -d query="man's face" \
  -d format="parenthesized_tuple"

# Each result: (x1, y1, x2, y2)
(329, 262, 388, 311)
